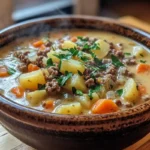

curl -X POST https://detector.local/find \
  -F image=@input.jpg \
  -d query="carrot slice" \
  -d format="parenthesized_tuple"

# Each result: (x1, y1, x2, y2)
(0, 66, 9, 77)
(71, 37, 77, 42)
(28, 64, 40, 72)
(33, 40, 44, 48)
(136, 63, 150, 73)
(40, 44, 46, 50)
(92, 99, 119, 114)
(43, 100, 54, 109)
(11, 86, 24, 98)
(138, 85, 147, 95)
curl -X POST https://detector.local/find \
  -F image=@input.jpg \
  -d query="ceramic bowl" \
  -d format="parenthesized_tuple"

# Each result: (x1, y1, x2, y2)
(0, 16, 150, 150)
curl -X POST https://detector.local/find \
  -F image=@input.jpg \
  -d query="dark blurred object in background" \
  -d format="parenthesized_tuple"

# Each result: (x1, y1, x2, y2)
(12, 0, 150, 24)
(13, 0, 73, 22)
(101, 0, 150, 23)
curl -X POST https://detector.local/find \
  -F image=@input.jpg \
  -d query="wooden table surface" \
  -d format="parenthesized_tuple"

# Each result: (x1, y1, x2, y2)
(0, 16, 150, 150)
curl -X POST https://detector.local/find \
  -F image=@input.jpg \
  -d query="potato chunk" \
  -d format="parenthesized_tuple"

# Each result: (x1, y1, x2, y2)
(122, 78, 139, 103)
(47, 50, 68, 63)
(62, 40, 77, 49)
(54, 102, 82, 115)
(76, 93, 99, 109)
(91, 39, 110, 59)
(26, 90, 47, 106)
(47, 50, 60, 63)
(19, 69, 46, 90)
(132, 46, 145, 57)
(76, 94, 91, 109)
(60, 59, 85, 74)
(64, 74, 87, 92)
(74, 52, 93, 61)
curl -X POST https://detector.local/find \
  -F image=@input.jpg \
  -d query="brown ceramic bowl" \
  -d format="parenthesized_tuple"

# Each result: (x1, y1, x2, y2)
(0, 16, 150, 150)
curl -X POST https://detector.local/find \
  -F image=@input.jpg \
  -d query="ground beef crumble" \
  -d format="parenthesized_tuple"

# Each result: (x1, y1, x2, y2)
(85, 78, 95, 88)
(34, 56, 45, 67)
(14, 51, 31, 64)
(37, 48, 50, 56)
(47, 66, 59, 77)
(45, 79, 61, 95)
(18, 63, 28, 72)
(123, 57, 137, 65)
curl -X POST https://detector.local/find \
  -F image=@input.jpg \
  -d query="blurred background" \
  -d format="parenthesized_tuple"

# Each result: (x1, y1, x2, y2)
(0, 0, 150, 31)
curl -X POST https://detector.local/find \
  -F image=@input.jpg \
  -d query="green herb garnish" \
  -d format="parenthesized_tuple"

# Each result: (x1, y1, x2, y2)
(94, 57, 107, 70)
(47, 58, 54, 67)
(80, 56, 89, 62)
(58, 60, 62, 70)
(88, 84, 102, 99)
(99, 64, 107, 70)
(77, 51, 89, 62)
(116, 89, 123, 96)
(111, 55, 124, 68)
(38, 84, 45, 90)
(90, 43, 100, 50)
(124, 52, 131, 56)
(140, 60, 146, 63)
(77, 36, 88, 41)
(78, 70, 83, 76)
(83, 43, 90, 50)
(57, 71, 72, 86)
(72, 87, 83, 96)
(76, 89, 83, 96)
(90, 51, 96, 58)
(94, 57, 102, 65)
(7, 67, 16, 75)
(54, 53, 72, 60)
(140, 54, 144, 57)
(69, 47, 79, 56)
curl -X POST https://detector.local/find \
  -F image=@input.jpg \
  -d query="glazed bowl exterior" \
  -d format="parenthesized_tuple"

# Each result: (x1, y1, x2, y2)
(0, 16, 150, 150)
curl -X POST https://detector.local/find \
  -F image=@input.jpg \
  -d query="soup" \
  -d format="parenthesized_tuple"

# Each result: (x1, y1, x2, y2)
(0, 30, 150, 115)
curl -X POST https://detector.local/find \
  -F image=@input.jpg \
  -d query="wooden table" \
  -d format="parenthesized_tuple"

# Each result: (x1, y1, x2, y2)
(0, 16, 150, 150)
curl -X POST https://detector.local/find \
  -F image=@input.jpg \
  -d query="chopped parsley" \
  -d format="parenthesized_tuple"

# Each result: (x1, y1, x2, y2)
(116, 89, 123, 96)
(124, 52, 131, 56)
(77, 51, 90, 62)
(90, 43, 100, 50)
(78, 70, 83, 76)
(82, 42, 100, 51)
(83, 43, 90, 50)
(77, 36, 88, 41)
(111, 55, 124, 68)
(46, 58, 54, 67)
(93, 57, 107, 71)
(88, 84, 102, 99)
(140, 54, 144, 57)
(7, 67, 16, 75)
(58, 60, 62, 70)
(69, 47, 79, 56)
(80, 56, 89, 62)
(38, 84, 45, 90)
(90, 51, 96, 58)
(76, 89, 83, 96)
(94, 57, 102, 65)
(57, 71, 72, 86)
(72, 87, 83, 96)
(90, 67, 100, 78)
(140, 60, 146, 63)
(54, 53, 72, 60)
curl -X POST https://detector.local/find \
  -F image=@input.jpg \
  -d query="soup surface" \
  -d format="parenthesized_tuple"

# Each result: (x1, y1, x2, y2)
(0, 30, 150, 115)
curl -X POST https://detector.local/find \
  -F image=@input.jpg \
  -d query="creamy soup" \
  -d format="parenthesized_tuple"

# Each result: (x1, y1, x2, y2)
(0, 30, 150, 115)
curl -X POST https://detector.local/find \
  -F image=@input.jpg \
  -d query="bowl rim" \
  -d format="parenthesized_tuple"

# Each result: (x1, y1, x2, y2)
(0, 15, 150, 125)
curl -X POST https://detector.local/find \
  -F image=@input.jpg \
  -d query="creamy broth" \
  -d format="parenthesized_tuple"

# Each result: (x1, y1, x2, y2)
(0, 30, 150, 114)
